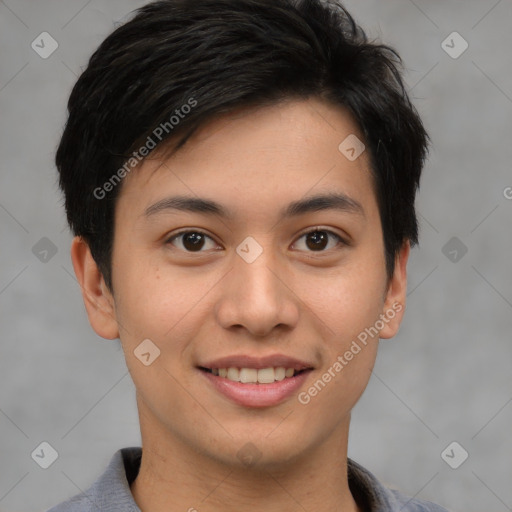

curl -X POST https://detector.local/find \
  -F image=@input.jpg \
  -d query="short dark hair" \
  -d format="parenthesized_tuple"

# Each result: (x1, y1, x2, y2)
(56, 0, 429, 291)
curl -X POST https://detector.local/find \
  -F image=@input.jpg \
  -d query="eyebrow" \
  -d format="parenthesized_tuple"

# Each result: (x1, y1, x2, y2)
(144, 192, 365, 220)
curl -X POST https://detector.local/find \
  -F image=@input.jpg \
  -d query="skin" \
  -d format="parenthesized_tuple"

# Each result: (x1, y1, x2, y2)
(71, 97, 409, 512)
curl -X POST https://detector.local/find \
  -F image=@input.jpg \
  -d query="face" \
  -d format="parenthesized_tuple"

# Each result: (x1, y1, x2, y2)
(73, 97, 408, 470)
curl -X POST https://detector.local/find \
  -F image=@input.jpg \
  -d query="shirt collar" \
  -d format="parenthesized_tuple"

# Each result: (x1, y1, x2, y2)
(89, 446, 406, 511)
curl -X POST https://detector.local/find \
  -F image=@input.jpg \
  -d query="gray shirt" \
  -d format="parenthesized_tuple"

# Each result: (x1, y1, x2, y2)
(46, 447, 450, 511)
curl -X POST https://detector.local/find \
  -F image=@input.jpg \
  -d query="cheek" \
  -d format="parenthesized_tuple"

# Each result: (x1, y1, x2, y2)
(299, 272, 383, 415)
(307, 261, 386, 340)
(113, 254, 221, 367)
(112, 252, 190, 343)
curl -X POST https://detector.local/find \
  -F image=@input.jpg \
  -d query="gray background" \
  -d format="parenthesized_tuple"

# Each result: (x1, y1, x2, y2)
(0, 1, 511, 511)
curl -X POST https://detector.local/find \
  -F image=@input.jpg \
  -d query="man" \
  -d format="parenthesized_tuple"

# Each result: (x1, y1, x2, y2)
(48, 0, 450, 510)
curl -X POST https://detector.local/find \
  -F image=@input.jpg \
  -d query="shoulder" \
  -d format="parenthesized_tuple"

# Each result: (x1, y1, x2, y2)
(46, 494, 91, 512)
(390, 488, 452, 511)
(347, 458, 451, 512)
(45, 447, 142, 512)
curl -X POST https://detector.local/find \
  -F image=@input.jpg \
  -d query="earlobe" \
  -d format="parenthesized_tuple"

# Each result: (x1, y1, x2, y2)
(70, 236, 119, 340)
(379, 241, 410, 339)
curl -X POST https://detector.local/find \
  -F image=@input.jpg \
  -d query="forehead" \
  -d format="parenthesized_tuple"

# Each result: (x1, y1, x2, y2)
(116, 97, 376, 222)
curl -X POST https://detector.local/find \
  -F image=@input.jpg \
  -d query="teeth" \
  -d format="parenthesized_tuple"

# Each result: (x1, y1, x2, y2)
(274, 367, 285, 381)
(240, 368, 258, 383)
(210, 366, 300, 383)
(227, 367, 240, 382)
(257, 368, 275, 384)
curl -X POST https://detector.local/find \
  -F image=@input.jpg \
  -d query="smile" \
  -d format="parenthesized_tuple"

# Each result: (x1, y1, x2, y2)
(198, 366, 313, 408)
(200, 366, 306, 384)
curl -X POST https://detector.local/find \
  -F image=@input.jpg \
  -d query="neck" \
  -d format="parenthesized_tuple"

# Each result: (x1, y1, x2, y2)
(131, 403, 360, 512)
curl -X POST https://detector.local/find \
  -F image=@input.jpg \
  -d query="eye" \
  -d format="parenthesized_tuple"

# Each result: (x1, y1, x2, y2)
(166, 228, 347, 254)
(166, 230, 220, 252)
(292, 228, 347, 252)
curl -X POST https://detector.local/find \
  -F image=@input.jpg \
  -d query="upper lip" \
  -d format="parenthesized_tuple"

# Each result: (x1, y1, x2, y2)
(199, 354, 314, 371)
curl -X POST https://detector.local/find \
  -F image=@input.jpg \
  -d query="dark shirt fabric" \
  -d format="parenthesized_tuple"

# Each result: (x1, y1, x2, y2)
(46, 447, 450, 511)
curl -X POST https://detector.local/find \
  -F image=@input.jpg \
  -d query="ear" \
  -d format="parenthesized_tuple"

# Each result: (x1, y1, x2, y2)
(379, 240, 410, 339)
(70, 236, 119, 340)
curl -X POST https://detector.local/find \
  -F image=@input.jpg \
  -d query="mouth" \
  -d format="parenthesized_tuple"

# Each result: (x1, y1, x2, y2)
(198, 366, 310, 384)
(197, 358, 314, 408)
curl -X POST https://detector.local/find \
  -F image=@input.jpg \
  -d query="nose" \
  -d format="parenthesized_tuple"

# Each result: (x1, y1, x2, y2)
(214, 243, 300, 338)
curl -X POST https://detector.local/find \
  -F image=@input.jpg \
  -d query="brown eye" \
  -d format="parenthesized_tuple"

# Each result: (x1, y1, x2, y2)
(293, 229, 345, 252)
(167, 230, 218, 252)
(305, 231, 329, 251)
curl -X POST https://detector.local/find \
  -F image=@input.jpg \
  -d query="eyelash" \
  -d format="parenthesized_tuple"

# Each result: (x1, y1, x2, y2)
(166, 228, 348, 254)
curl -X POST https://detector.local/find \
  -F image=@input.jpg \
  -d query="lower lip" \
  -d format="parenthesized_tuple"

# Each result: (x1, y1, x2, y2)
(199, 369, 311, 408)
